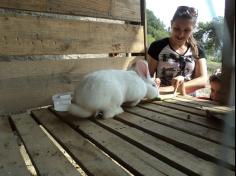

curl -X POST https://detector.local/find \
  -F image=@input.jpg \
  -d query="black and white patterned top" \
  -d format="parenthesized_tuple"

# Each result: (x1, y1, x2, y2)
(148, 38, 206, 86)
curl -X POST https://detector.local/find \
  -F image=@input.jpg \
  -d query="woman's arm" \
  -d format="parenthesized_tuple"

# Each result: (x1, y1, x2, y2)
(148, 55, 176, 93)
(147, 55, 208, 95)
(181, 58, 208, 94)
(147, 55, 165, 88)
(147, 55, 158, 77)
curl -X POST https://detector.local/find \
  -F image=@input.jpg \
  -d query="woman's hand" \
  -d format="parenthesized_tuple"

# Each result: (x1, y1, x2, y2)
(154, 78, 161, 87)
(178, 82, 186, 96)
(172, 76, 186, 95)
(172, 76, 184, 87)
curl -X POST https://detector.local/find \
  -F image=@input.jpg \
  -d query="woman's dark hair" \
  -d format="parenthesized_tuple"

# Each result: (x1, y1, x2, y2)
(172, 6, 199, 58)
(172, 6, 198, 24)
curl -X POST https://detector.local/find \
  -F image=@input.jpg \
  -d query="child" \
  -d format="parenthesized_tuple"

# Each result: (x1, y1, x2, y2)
(198, 69, 222, 102)
(209, 69, 222, 102)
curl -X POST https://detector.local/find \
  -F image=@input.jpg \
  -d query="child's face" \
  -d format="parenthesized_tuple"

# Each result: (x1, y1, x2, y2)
(210, 81, 221, 102)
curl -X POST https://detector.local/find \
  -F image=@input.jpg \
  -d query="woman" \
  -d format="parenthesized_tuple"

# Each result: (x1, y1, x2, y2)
(148, 6, 208, 95)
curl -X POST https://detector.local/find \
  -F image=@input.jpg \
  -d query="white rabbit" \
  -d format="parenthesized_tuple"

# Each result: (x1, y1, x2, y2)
(69, 60, 159, 119)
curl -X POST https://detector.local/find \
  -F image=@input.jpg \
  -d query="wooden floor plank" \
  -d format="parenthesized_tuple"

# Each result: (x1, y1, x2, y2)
(176, 96, 234, 112)
(163, 99, 234, 118)
(116, 112, 235, 169)
(170, 97, 235, 123)
(139, 103, 223, 131)
(10, 113, 80, 176)
(154, 101, 207, 116)
(173, 97, 233, 112)
(32, 109, 131, 176)
(126, 106, 234, 148)
(0, 117, 30, 176)
(177, 95, 219, 103)
(54, 110, 187, 176)
(95, 118, 235, 176)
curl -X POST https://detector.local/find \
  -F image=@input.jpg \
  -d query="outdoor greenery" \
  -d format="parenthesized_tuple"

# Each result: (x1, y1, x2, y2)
(146, 9, 223, 75)
(194, 16, 224, 62)
(146, 9, 169, 44)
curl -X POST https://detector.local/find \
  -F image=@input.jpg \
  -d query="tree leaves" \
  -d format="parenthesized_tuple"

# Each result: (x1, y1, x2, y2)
(146, 9, 169, 44)
(194, 16, 224, 61)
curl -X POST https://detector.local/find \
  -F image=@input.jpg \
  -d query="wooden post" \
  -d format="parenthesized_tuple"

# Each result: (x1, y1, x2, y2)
(141, 0, 147, 60)
(221, 0, 235, 105)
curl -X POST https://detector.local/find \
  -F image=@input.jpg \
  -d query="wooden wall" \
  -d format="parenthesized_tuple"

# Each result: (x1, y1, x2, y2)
(0, 0, 141, 22)
(0, 0, 146, 115)
(0, 14, 144, 55)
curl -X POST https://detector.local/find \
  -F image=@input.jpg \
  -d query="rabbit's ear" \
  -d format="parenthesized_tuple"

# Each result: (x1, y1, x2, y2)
(135, 60, 150, 78)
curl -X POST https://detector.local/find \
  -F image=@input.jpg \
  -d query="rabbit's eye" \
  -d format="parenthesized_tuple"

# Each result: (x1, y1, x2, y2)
(152, 83, 156, 87)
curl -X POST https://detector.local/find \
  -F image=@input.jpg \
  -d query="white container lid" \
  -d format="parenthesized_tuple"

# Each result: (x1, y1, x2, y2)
(52, 92, 73, 112)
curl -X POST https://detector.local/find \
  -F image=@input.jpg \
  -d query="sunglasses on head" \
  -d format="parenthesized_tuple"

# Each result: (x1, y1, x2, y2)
(176, 6, 198, 18)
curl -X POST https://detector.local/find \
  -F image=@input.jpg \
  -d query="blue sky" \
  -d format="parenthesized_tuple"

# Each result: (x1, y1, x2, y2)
(146, 0, 225, 28)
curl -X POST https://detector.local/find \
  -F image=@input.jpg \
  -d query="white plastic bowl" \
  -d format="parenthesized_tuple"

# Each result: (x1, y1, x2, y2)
(52, 92, 73, 111)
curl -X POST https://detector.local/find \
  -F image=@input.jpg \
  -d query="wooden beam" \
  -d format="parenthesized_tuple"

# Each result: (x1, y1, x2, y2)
(221, 0, 235, 105)
(141, 0, 148, 59)
(0, 0, 141, 22)
(0, 14, 144, 56)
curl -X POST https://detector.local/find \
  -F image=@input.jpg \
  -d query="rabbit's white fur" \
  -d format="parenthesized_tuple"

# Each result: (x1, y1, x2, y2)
(69, 60, 159, 119)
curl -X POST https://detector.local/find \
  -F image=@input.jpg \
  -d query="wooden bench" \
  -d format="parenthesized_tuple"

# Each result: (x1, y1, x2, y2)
(0, 0, 235, 176)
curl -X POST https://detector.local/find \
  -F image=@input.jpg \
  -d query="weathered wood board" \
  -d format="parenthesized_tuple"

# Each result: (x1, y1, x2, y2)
(0, 0, 146, 115)
(0, 117, 30, 176)
(0, 0, 141, 22)
(1, 98, 234, 176)
(0, 14, 144, 56)
(0, 57, 142, 115)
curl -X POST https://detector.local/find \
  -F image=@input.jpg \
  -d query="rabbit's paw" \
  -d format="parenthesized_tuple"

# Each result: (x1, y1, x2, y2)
(129, 100, 141, 107)
(103, 107, 124, 119)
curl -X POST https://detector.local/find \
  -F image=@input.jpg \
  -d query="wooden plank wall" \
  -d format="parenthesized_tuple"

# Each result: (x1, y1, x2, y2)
(0, 1, 144, 56)
(0, 0, 141, 22)
(0, 57, 142, 115)
(0, 14, 144, 56)
(0, 0, 146, 115)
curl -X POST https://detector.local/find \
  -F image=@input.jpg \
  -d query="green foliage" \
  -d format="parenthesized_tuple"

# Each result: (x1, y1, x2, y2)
(146, 9, 169, 45)
(194, 16, 224, 61)
(207, 59, 222, 75)
(147, 34, 156, 44)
